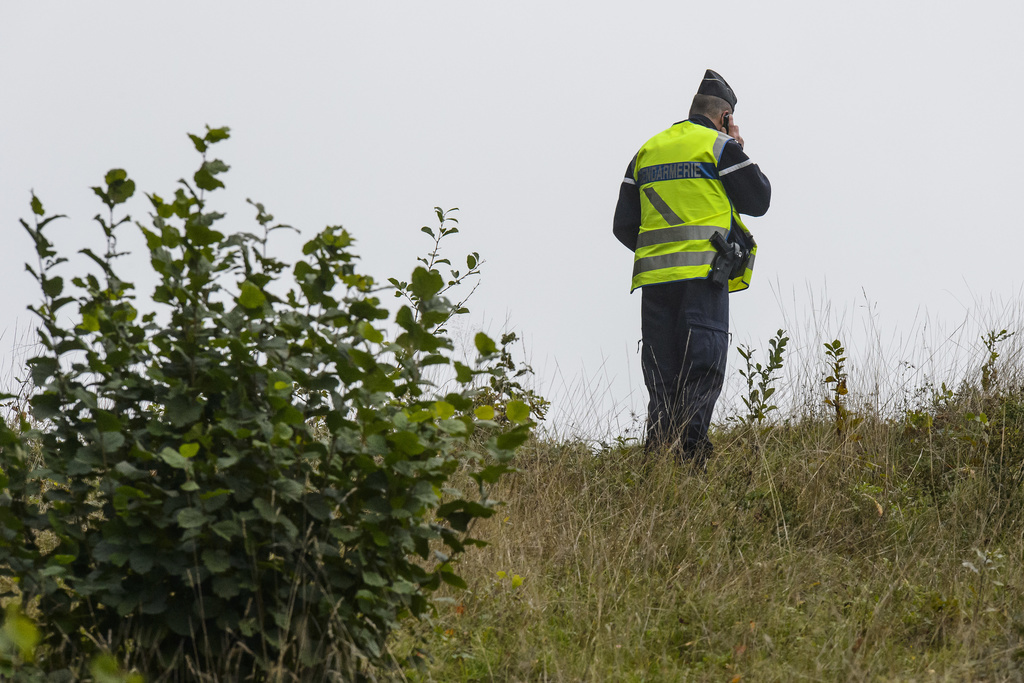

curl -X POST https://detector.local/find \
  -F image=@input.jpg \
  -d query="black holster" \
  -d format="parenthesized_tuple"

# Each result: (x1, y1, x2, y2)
(709, 232, 738, 288)
(708, 230, 755, 289)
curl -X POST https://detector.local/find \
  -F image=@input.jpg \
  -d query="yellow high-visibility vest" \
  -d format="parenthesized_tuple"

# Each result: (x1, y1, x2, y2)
(631, 121, 756, 293)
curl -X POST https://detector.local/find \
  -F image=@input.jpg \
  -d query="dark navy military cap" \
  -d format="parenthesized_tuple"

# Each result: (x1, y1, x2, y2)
(698, 69, 737, 110)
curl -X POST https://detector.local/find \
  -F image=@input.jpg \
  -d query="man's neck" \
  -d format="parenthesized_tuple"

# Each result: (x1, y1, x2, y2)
(687, 114, 719, 131)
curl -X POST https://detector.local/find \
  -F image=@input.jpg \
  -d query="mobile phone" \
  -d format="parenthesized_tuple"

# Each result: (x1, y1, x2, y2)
(723, 113, 731, 134)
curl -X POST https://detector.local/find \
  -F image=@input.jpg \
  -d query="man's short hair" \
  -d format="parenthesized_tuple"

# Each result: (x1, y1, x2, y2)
(689, 94, 732, 121)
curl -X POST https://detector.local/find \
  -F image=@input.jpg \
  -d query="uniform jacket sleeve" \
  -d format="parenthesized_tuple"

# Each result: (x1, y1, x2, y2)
(612, 155, 641, 251)
(717, 140, 771, 217)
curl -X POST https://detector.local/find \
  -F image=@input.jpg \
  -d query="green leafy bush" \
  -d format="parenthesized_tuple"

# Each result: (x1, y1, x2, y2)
(0, 126, 532, 679)
(738, 329, 789, 426)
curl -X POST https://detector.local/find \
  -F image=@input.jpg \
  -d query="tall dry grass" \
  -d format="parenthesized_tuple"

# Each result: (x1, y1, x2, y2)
(395, 422, 1024, 681)
(391, 302, 1024, 682)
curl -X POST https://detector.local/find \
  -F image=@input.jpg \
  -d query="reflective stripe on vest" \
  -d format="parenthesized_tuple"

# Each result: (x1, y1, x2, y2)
(630, 121, 755, 293)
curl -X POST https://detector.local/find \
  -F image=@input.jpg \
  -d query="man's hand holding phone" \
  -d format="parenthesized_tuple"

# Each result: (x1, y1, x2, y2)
(723, 113, 744, 149)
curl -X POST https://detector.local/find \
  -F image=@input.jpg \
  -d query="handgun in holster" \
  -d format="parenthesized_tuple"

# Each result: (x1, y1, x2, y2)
(708, 231, 754, 289)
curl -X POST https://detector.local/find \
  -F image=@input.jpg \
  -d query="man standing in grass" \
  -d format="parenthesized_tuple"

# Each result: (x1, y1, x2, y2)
(613, 69, 771, 465)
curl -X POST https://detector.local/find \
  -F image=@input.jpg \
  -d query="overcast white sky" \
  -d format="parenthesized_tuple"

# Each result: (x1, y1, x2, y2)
(3, 1, 1024, 439)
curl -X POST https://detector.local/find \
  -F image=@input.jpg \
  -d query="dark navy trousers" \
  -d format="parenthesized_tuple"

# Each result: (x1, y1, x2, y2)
(641, 278, 729, 462)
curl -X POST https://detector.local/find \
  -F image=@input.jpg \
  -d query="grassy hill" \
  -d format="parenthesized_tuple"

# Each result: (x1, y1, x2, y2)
(395, 379, 1024, 681)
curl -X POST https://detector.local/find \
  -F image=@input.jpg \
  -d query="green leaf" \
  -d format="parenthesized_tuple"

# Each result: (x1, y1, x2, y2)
(432, 401, 455, 420)
(212, 576, 240, 599)
(194, 159, 230, 191)
(389, 431, 425, 455)
(31, 194, 44, 216)
(91, 653, 143, 683)
(104, 169, 135, 205)
(408, 409, 432, 423)
(506, 400, 530, 424)
(99, 431, 125, 451)
(128, 549, 154, 574)
(42, 275, 63, 298)
(358, 321, 384, 344)
(303, 494, 331, 521)
(474, 332, 497, 356)
(199, 489, 232, 505)
(95, 410, 122, 433)
(179, 443, 200, 458)
(166, 395, 202, 427)
(104, 168, 127, 184)
(177, 508, 209, 529)
(239, 281, 266, 309)
(495, 425, 530, 451)
(363, 571, 387, 587)
(409, 267, 443, 301)
(204, 125, 230, 143)
(114, 460, 147, 480)
(439, 570, 467, 589)
(439, 418, 469, 436)
(454, 361, 474, 383)
(202, 549, 231, 574)
(253, 497, 280, 524)
(273, 478, 304, 502)
(474, 464, 508, 484)
(2, 605, 39, 660)
(158, 447, 192, 471)
(474, 405, 495, 420)
(211, 519, 241, 541)
(29, 357, 59, 386)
